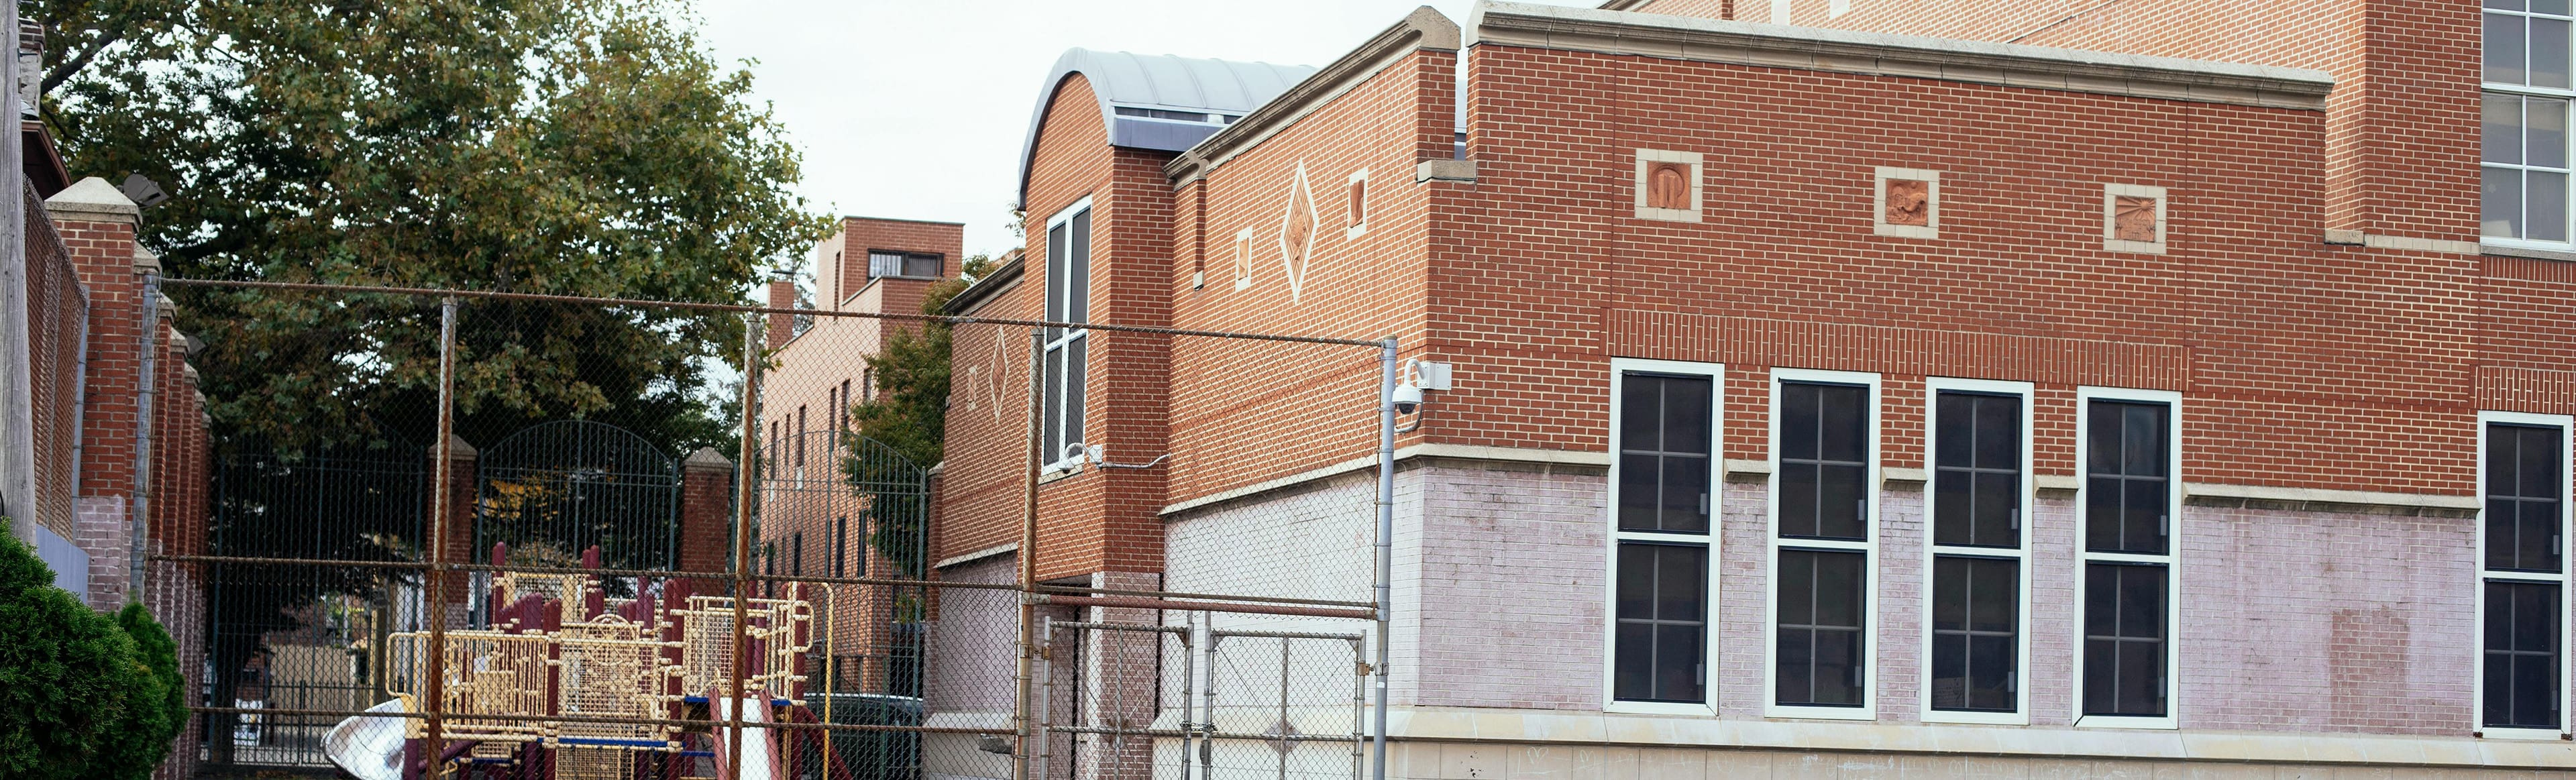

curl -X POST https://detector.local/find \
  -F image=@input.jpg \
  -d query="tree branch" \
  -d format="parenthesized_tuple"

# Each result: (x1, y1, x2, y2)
(42, 27, 123, 94)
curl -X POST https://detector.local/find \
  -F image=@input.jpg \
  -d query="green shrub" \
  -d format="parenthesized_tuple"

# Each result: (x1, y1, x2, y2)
(0, 533, 182, 780)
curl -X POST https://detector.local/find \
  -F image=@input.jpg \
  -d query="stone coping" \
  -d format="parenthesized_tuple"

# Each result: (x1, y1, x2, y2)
(1467, 1, 2334, 110)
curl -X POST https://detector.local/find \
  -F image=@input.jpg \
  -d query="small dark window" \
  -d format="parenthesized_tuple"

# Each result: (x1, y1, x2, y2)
(1776, 549, 1866, 707)
(1931, 556, 2018, 712)
(2484, 579, 2563, 729)
(1613, 543, 1707, 702)
(867, 251, 943, 278)
(2487, 423, 2565, 573)
(1618, 373, 1713, 534)
(1779, 382, 1869, 540)
(1935, 392, 2022, 548)
(797, 405, 808, 467)
(792, 531, 804, 576)
(833, 516, 848, 578)
(2085, 401, 2169, 555)
(2082, 562, 2167, 717)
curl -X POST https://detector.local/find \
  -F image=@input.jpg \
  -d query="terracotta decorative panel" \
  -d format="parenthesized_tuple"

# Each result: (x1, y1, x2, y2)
(1886, 179, 1931, 226)
(1648, 162, 1692, 210)
(2114, 195, 2159, 241)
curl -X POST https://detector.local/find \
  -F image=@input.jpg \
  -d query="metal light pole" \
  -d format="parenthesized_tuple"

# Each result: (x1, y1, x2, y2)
(1371, 337, 1396, 780)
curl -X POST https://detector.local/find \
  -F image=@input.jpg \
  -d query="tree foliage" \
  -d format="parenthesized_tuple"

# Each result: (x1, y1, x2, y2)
(35, 0, 827, 455)
(0, 536, 182, 780)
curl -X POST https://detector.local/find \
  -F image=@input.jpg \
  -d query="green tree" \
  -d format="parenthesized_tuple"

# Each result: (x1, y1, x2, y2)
(0, 535, 142, 780)
(32, 0, 828, 750)
(839, 254, 994, 577)
(35, 0, 827, 454)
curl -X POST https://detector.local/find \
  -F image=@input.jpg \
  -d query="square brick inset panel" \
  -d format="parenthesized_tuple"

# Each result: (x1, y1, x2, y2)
(1646, 161, 1692, 211)
(2114, 195, 2159, 242)
(1885, 179, 1930, 227)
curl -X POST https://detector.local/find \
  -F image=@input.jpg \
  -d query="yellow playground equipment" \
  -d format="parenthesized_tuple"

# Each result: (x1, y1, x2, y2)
(328, 545, 834, 780)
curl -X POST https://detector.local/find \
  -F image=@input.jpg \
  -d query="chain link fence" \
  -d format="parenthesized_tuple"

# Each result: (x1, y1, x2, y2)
(148, 278, 1389, 780)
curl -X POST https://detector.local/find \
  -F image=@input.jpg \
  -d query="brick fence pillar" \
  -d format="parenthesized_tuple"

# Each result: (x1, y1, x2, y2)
(679, 447, 735, 575)
(433, 436, 476, 616)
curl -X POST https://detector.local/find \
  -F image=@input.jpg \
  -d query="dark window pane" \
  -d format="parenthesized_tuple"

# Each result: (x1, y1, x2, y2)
(1654, 624, 1703, 702)
(2124, 404, 2165, 478)
(1614, 543, 1707, 703)
(1613, 623, 1652, 701)
(1666, 377, 1713, 454)
(904, 254, 942, 278)
(2520, 426, 2561, 500)
(1063, 337, 1087, 446)
(1933, 470, 1972, 547)
(1936, 394, 1972, 467)
(2540, 17, 2573, 90)
(1973, 471, 2019, 547)
(1615, 547, 1652, 619)
(1780, 383, 1820, 460)
(2084, 563, 2168, 718)
(1778, 549, 1866, 707)
(1820, 385, 1868, 463)
(1618, 454, 1661, 531)
(2084, 477, 2122, 551)
(2121, 478, 2168, 555)
(2087, 403, 2121, 476)
(1660, 455, 1711, 534)
(1817, 464, 1866, 540)
(1932, 556, 2019, 712)
(1778, 462, 1819, 539)
(2489, 425, 2568, 573)
(1067, 210, 1091, 322)
(1045, 224, 1067, 321)
(1975, 395, 2019, 469)
(1621, 378, 1660, 451)
(1041, 351, 1063, 456)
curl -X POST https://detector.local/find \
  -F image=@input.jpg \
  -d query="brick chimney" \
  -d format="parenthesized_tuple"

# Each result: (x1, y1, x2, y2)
(765, 278, 794, 349)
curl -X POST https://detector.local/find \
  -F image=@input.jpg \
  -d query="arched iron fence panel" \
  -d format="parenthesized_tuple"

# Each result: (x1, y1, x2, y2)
(474, 419, 683, 575)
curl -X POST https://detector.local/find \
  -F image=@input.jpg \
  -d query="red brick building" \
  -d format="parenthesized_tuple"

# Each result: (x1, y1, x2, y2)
(932, 1, 2575, 775)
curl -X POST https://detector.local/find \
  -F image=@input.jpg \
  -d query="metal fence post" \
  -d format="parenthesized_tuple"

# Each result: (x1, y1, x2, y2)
(127, 270, 162, 600)
(730, 312, 761, 780)
(1015, 328, 1044, 780)
(422, 296, 458, 778)
(1371, 337, 1396, 780)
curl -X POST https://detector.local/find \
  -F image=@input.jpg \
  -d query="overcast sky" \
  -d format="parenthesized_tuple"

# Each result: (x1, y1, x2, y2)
(694, 1, 1582, 264)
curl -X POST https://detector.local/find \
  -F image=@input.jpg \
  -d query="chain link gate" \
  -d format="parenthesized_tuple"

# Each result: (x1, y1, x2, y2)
(1038, 617, 1366, 780)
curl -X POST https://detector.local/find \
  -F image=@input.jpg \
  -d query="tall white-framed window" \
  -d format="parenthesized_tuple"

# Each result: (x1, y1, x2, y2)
(1765, 368, 1879, 720)
(1602, 359, 1724, 714)
(2475, 410, 2571, 740)
(1920, 378, 2035, 725)
(2072, 387, 2182, 729)
(1042, 199, 1093, 470)
(2486, 1, 2576, 247)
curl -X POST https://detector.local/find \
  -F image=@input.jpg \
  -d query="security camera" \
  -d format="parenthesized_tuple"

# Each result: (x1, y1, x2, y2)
(1392, 382, 1424, 415)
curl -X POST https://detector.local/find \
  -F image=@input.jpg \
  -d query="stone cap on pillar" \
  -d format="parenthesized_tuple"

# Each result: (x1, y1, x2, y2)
(43, 176, 138, 225)
(134, 246, 161, 274)
(442, 434, 476, 459)
(683, 447, 733, 472)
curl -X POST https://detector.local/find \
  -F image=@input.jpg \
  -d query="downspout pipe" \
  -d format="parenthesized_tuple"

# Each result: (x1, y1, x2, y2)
(126, 270, 160, 600)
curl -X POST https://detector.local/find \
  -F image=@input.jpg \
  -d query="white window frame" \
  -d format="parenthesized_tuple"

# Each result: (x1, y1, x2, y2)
(2473, 410, 2574, 740)
(1764, 367, 1881, 720)
(2071, 386, 2184, 730)
(1602, 358, 1725, 715)
(1918, 377, 2035, 726)
(1232, 227, 1255, 291)
(2484, 3, 2576, 250)
(1345, 168, 1370, 239)
(1042, 197, 1093, 472)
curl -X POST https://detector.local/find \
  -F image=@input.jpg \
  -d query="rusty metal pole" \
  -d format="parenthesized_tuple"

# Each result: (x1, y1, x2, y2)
(729, 312, 761, 780)
(421, 296, 458, 777)
(1014, 329, 1044, 780)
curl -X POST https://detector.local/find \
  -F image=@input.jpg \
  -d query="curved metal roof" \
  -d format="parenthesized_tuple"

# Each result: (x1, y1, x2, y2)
(1016, 48, 1316, 209)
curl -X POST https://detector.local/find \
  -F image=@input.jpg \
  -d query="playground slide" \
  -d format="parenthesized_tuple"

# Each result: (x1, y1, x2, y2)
(323, 699, 411, 780)
(708, 695, 784, 780)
